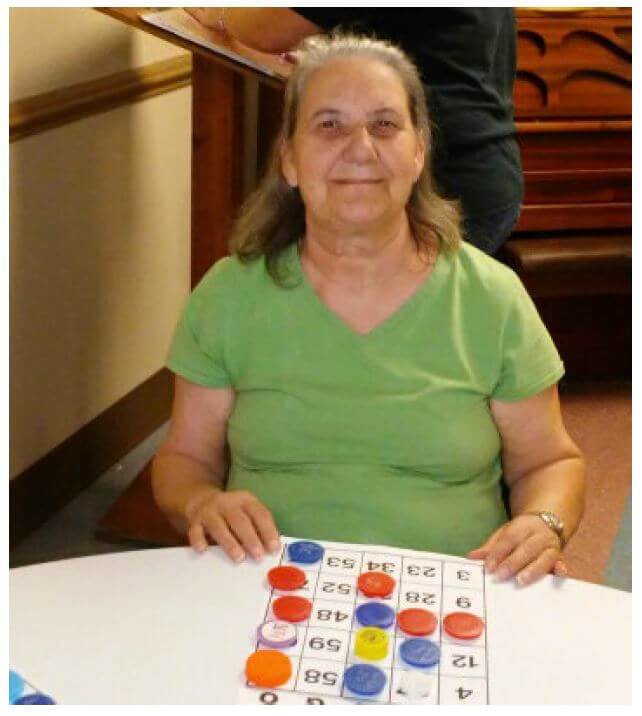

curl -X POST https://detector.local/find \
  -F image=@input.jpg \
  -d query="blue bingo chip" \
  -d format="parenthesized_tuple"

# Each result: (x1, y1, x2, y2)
(344, 664, 387, 697)
(14, 693, 56, 705)
(287, 540, 324, 564)
(355, 602, 395, 629)
(399, 638, 441, 668)
(9, 670, 25, 704)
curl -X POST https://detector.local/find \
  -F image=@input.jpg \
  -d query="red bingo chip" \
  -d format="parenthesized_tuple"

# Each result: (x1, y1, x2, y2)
(267, 565, 306, 591)
(357, 571, 396, 598)
(443, 612, 484, 640)
(272, 595, 312, 623)
(397, 608, 438, 636)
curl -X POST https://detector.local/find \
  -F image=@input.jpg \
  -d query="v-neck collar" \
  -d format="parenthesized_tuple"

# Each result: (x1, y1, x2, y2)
(284, 240, 448, 340)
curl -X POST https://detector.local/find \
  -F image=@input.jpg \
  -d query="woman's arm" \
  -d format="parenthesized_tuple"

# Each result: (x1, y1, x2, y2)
(468, 384, 585, 585)
(152, 375, 280, 562)
(184, 7, 320, 53)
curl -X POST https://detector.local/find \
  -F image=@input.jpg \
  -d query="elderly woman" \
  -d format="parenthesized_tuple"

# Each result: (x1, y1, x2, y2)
(152, 33, 584, 586)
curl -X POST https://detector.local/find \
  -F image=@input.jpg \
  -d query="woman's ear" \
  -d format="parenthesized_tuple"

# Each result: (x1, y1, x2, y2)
(279, 139, 298, 188)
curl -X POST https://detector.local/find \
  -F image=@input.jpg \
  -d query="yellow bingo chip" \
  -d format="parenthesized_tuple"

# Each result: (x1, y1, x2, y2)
(355, 626, 389, 661)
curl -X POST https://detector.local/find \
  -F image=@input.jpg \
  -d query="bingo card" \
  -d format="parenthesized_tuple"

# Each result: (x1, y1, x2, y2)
(237, 536, 489, 705)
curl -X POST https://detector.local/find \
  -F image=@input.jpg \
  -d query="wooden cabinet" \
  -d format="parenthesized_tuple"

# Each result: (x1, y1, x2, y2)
(502, 8, 631, 379)
(514, 8, 631, 233)
(515, 9, 631, 118)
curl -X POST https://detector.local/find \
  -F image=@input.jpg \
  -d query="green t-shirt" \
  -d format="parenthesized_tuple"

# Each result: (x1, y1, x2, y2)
(167, 242, 564, 556)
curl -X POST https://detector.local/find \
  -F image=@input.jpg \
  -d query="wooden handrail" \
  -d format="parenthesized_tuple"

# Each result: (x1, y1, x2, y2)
(10, 55, 192, 143)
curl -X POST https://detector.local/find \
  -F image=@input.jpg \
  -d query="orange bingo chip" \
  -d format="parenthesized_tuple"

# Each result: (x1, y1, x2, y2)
(245, 649, 292, 688)
(357, 571, 396, 598)
(443, 612, 484, 640)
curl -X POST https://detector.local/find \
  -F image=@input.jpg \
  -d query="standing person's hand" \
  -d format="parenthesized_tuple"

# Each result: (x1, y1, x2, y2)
(467, 515, 567, 586)
(184, 8, 220, 28)
(186, 488, 281, 563)
(184, 7, 231, 38)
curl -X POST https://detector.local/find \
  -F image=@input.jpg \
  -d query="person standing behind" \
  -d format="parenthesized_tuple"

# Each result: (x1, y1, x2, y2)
(186, 7, 524, 255)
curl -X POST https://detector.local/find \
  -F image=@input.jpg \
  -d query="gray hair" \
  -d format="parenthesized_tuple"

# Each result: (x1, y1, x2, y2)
(229, 30, 462, 285)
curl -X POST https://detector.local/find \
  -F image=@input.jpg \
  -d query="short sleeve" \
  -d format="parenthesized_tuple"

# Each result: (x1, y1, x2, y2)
(166, 261, 233, 388)
(492, 273, 564, 401)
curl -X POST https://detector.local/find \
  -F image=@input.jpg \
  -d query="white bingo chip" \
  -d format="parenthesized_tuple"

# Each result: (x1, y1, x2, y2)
(396, 670, 434, 703)
(257, 620, 298, 649)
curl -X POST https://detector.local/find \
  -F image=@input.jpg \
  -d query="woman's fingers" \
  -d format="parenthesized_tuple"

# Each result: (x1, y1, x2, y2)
(187, 523, 208, 552)
(466, 548, 487, 560)
(552, 559, 568, 577)
(201, 512, 246, 562)
(516, 548, 560, 586)
(477, 516, 562, 582)
(483, 524, 529, 573)
(467, 526, 504, 561)
(246, 500, 281, 553)
(186, 489, 281, 562)
(223, 507, 267, 561)
(492, 532, 553, 581)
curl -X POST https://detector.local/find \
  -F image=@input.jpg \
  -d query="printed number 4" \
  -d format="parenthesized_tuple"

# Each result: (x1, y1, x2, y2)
(457, 687, 474, 700)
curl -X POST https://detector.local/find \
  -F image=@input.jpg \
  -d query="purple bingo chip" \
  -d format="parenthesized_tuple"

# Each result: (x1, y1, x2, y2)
(257, 620, 298, 649)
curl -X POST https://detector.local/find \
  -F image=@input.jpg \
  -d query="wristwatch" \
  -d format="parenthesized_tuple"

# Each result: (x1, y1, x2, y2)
(527, 511, 566, 548)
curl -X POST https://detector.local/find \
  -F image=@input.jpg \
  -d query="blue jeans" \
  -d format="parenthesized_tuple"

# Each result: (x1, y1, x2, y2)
(462, 202, 522, 256)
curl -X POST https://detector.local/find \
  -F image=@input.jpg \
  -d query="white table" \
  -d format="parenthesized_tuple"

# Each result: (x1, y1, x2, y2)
(10, 546, 631, 704)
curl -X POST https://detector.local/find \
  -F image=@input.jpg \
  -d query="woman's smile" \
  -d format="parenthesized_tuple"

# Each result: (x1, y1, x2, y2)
(331, 179, 385, 185)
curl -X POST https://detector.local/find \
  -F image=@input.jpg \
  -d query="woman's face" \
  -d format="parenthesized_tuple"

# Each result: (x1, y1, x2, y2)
(281, 56, 426, 233)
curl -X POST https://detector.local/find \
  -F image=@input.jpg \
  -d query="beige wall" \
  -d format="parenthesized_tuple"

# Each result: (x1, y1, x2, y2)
(9, 7, 187, 101)
(10, 8, 192, 477)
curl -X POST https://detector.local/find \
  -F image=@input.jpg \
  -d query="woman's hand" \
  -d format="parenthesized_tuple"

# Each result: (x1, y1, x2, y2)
(185, 488, 281, 563)
(467, 515, 568, 586)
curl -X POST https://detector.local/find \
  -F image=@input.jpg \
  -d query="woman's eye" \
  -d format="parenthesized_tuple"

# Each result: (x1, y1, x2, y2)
(372, 119, 398, 133)
(319, 119, 339, 130)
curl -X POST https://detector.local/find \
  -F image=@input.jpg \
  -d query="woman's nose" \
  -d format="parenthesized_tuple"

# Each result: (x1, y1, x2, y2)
(342, 125, 378, 162)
